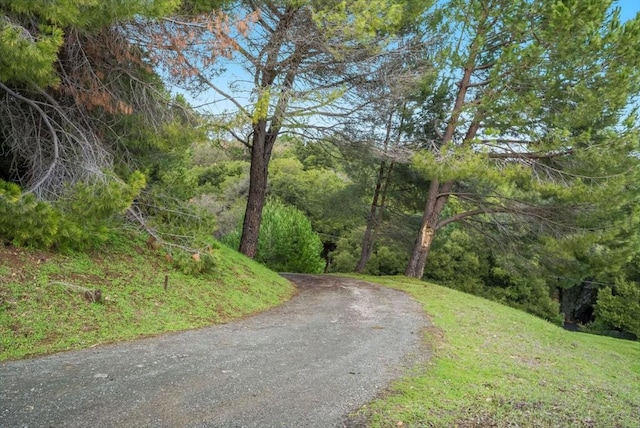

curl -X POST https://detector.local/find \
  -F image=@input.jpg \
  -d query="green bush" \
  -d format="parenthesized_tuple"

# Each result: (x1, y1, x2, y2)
(0, 181, 61, 248)
(424, 228, 488, 293)
(0, 173, 145, 251)
(223, 200, 325, 273)
(595, 278, 640, 338)
(329, 230, 363, 273)
(329, 228, 408, 275)
(170, 247, 220, 276)
(483, 274, 563, 324)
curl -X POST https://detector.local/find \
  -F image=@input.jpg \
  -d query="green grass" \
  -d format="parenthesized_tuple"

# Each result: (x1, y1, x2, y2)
(356, 275, 640, 427)
(0, 233, 294, 361)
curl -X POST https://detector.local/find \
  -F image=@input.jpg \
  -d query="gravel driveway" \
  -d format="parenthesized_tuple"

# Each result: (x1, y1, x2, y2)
(1, 274, 428, 427)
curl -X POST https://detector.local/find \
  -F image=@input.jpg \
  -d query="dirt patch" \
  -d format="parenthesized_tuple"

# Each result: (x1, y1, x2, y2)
(0, 245, 51, 280)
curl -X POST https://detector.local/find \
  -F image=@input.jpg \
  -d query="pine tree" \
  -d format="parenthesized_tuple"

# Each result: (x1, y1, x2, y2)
(0, 0, 179, 198)
(404, 0, 640, 278)
(145, 0, 428, 258)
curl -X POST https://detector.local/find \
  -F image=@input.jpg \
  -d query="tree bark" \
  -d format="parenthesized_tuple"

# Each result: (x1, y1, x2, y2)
(405, 179, 452, 278)
(356, 109, 399, 273)
(356, 160, 387, 273)
(404, 30, 483, 278)
(239, 121, 271, 258)
(238, 14, 303, 258)
(238, 69, 300, 257)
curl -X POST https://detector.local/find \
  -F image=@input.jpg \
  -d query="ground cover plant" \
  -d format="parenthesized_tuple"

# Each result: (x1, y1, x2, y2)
(0, 234, 294, 361)
(356, 276, 640, 427)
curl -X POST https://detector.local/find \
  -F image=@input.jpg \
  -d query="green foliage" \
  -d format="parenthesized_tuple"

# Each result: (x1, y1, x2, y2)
(596, 278, 640, 339)
(401, 0, 640, 281)
(138, 144, 220, 255)
(0, 0, 179, 87)
(0, 20, 63, 87)
(293, 141, 341, 171)
(330, 229, 364, 273)
(330, 228, 409, 275)
(57, 172, 147, 249)
(484, 271, 563, 325)
(195, 160, 248, 193)
(176, 141, 250, 237)
(366, 245, 408, 276)
(0, 181, 61, 248)
(269, 154, 351, 237)
(0, 174, 145, 251)
(424, 228, 488, 293)
(223, 200, 325, 273)
(424, 228, 563, 324)
(170, 247, 220, 276)
(178, 0, 234, 15)
(311, 0, 419, 41)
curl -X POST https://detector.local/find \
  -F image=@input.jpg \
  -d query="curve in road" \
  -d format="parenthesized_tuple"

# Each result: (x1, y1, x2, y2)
(1, 274, 428, 428)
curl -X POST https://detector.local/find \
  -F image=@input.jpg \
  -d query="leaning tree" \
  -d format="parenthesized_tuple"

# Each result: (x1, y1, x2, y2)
(403, 0, 640, 278)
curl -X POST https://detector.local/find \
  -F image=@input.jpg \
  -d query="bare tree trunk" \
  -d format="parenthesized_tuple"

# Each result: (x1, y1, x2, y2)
(239, 121, 271, 258)
(356, 160, 387, 273)
(356, 108, 400, 273)
(356, 160, 395, 272)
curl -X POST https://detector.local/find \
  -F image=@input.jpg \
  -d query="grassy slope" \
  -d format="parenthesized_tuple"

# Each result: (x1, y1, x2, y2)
(357, 276, 640, 428)
(0, 234, 295, 361)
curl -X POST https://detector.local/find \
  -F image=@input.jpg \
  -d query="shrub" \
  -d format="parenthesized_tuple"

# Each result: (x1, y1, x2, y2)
(0, 173, 145, 251)
(595, 278, 640, 338)
(0, 181, 61, 248)
(223, 200, 325, 273)
(170, 247, 220, 276)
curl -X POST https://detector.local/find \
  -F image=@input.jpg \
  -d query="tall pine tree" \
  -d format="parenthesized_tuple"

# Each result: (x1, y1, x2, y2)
(404, 0, 640, 278)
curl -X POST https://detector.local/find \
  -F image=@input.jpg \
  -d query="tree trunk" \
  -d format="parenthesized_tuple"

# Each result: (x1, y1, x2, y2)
(356, 108, 399, 273)
(356, 160, 387, 273)
(405, 180, 452, 278)
(404, 46, 479, 277)
(239, 121, 272, 258)
(238, 29, 301, 258)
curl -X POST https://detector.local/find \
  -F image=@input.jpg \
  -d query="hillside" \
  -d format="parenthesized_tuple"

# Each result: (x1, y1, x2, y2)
(354, 276, 640, 427)
(0, 234, 295, 361)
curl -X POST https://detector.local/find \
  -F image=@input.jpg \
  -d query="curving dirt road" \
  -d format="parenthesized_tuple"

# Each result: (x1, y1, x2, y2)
(0, 274, 428, 428)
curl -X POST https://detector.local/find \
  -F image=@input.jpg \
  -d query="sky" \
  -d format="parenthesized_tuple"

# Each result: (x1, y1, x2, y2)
(618, 0, 640, 21)
(183, 1, 640, 116)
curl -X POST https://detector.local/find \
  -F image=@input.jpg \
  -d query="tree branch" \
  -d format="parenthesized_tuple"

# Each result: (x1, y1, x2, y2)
(488, 149, 574, 160)
(0, 82, 60, 194)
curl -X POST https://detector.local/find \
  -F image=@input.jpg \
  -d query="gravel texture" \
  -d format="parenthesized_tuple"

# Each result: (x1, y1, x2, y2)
(1, 274, 428, 427)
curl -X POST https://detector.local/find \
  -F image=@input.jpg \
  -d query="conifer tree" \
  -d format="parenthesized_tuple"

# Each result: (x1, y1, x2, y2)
(0, 0, 179, 198)
(147, 0, 428, 258)
(404, 0, 640, 278)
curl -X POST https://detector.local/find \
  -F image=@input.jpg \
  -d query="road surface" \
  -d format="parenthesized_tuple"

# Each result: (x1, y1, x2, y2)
(1, 274, 428, 427)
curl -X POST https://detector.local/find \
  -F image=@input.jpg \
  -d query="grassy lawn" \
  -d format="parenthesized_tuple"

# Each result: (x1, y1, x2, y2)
(0, 234, 295, 361)
(357, 275, 640, 427)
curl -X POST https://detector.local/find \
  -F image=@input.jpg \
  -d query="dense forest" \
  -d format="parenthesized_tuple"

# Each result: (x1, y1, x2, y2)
(1, 0, 639, 339)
